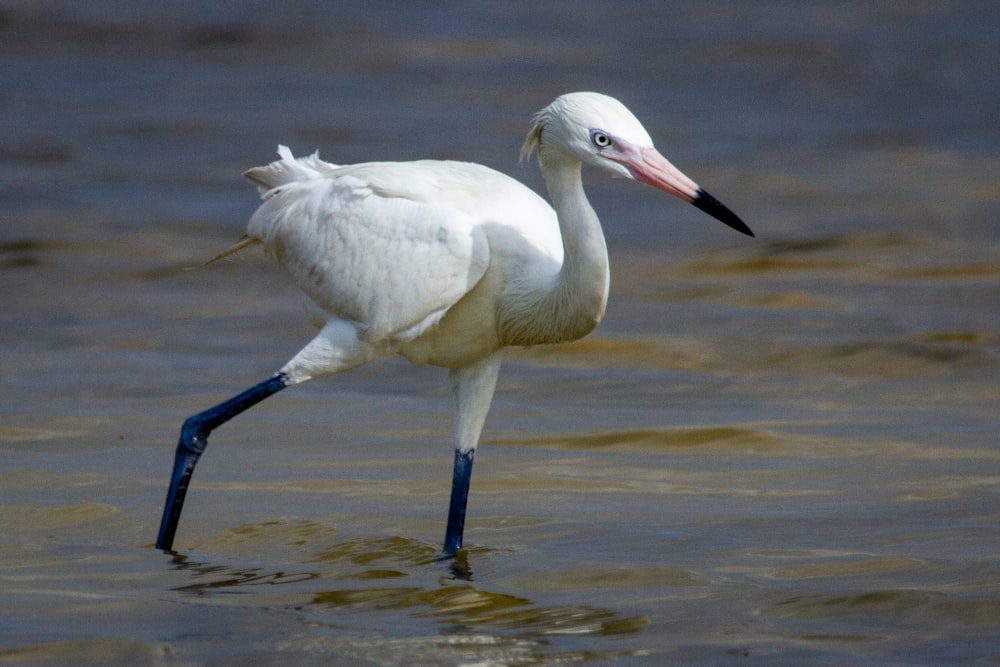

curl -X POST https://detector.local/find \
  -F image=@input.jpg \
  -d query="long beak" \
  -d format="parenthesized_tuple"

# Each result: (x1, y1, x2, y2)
(615, 146, 755, 237)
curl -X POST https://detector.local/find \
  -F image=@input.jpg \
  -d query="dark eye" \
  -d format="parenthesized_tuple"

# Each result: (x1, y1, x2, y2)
(590, 130, 611, 148)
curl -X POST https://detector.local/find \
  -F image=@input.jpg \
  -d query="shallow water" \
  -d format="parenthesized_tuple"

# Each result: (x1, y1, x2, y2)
(2, 1, 999, 664)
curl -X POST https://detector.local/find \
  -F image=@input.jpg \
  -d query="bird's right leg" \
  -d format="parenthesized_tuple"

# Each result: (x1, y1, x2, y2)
(442, 352, 502, 556)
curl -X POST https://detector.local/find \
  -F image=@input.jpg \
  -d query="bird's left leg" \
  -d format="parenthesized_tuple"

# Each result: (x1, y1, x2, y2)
(156, 320, 375, 552)
(156, 373, 290, 551)
(442, 352, 502, 556)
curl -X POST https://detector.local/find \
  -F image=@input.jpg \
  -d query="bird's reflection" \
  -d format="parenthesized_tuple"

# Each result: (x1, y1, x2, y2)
(162, 527, 648, 639)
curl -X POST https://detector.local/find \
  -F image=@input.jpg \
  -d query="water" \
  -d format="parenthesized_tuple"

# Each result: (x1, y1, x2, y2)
(2, 1, 998, 664)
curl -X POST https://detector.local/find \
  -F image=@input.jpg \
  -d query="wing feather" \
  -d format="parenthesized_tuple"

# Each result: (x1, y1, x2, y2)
(247, 171, 490, 343)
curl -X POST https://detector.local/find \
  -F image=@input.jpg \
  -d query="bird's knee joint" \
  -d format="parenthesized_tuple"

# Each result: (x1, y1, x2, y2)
(179, 416, 210, 455)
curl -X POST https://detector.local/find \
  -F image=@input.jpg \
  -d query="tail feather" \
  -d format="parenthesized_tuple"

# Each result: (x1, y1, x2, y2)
(184, 234, 261, 271)
(243, 145, 339, 196)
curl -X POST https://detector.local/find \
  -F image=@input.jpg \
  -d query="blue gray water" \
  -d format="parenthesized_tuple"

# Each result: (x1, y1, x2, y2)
(1, 2, 998, 664)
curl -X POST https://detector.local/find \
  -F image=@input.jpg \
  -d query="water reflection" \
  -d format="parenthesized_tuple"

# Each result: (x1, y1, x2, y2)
(172, 561, 321, 596)
(165, 527, 648, 644)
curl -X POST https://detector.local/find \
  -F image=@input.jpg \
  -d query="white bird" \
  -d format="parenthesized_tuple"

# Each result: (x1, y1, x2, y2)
(156, 91, 753, 555)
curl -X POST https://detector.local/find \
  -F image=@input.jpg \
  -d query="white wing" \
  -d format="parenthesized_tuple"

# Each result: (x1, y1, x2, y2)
(246, 155, 495, 344)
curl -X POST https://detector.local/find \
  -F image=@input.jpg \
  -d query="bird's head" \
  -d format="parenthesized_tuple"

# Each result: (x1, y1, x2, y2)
(522, 92, 754, 237)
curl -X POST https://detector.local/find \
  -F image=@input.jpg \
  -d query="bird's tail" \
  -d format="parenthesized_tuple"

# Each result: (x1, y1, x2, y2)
(243, 145, 339, 195)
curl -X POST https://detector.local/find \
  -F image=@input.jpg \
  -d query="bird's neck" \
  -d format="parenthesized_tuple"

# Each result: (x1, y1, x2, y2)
(506, 155, 610, 345)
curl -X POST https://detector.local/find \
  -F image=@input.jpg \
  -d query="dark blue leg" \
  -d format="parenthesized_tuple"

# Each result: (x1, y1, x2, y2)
(156, 373, 289, 551)
(442, 449, 475, 556)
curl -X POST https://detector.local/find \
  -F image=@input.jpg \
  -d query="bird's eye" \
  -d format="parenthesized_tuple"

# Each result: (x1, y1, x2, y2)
(590, 131, 611, 148)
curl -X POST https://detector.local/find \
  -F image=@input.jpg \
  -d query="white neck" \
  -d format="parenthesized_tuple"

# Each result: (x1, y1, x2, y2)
(499, 151, 610, 345)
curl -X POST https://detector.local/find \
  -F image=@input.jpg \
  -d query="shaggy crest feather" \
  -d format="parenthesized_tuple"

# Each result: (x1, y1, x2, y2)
(243, 145, 340, 195)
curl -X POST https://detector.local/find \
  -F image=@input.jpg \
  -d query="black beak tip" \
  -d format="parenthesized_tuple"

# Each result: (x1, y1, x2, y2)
(693, 189, 755, 237)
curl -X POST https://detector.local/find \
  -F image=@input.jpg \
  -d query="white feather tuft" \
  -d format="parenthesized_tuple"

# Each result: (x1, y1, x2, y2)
(243, 145, 340, 196)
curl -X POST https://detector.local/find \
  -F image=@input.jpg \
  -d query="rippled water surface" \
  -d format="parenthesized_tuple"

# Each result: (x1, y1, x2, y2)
(2, 2, 998, 664)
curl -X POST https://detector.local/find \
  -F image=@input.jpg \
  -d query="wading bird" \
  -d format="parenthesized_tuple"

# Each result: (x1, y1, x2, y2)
(156, 91, 753, 555)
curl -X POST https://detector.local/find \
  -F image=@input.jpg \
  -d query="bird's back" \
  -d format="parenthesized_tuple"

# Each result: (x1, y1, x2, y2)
(242, 147, 563, 351)
(245, 147, 559, 249)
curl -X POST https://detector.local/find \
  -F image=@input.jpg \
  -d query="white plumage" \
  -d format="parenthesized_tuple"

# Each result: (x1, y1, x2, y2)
(245, 151, 561, 368)
(155, 92, 753, 556)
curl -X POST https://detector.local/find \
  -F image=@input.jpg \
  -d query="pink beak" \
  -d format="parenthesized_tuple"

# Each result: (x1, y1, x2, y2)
(612, 145, 754, 237)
